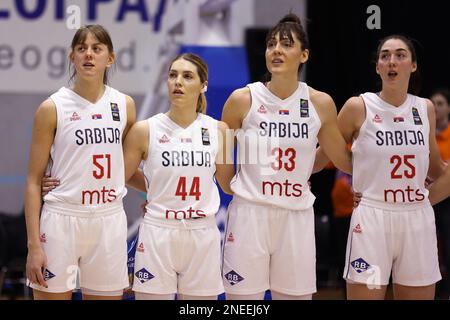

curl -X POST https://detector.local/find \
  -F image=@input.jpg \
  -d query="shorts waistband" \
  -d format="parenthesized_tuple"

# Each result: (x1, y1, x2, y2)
(142, 214, 217, 230)
(231, 195, 280, 209)
(43, 201, 124, 217)
(359, 197, 430, 211)
(231, 195, 313, 212)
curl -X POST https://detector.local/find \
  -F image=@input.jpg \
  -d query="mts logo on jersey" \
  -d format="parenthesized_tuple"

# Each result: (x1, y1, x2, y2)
(135, 268, 154, 284)
(165, 207, 206, 219)
(351, 258, 371, 273)
(82, 186, 117, 205)
(224, 271, 244, 286)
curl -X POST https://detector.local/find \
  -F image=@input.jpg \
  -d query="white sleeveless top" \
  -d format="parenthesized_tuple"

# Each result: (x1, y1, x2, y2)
(352, 92, 430, 209)
(44, 86, 128, 207)
(230, 82, 321, 210)
(143, 113, 220, 220)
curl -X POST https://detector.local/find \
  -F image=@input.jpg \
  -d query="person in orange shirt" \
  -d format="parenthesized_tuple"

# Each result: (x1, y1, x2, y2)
(430, 88, 450, 298)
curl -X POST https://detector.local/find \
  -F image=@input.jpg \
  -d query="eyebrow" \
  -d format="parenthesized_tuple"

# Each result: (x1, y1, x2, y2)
(169, 69, 195, 74)
(380, 48, 408, 53)
(76, 42, 103, 47)
(268, 36, 292, 42)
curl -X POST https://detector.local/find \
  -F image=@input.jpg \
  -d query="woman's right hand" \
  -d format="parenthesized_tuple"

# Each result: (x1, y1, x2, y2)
(41, 175, 59, 197)
(353, 191, 362, 208)
(26, 246, 48, 288)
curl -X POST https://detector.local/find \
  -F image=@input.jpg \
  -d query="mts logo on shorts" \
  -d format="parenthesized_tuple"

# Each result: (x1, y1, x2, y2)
(224, 270, 244, 286)
(135, 268, 154, 284)
(351, 258, 371, 273)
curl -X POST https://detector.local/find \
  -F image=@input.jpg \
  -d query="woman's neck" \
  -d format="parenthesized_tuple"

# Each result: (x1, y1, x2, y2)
(72, 79, 105, 104)
(267, 74, 299, 100)
(379, 84, 409, 107)
(166, 105, 198, 128)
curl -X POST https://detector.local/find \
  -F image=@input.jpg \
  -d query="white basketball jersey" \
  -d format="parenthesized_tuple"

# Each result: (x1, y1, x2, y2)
(143, 113, 220, 220)
(44, 86, 127, 207)
(352, 92, 430, 209)
(230, 82, 321, 210)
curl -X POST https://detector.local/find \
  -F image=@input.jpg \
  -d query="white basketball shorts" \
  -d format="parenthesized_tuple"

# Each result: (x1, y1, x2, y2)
(222, 197, 317, 296)
(29, 202, 129, 294)
(344, 201, 441, 287)
(132, 215, 224, 296)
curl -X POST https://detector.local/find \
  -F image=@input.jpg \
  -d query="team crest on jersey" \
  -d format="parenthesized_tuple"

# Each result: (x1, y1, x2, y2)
(351, 258, 371, 273)
(159, 135, 170, 144)
(110, 103, 120, 121)
(91, 114, 103, 120)
(70, 112, 81, 121)
(373, 114, 382, 123)
(43, 268, 56, 281)
(224, 270, 244, 286)
(258, 105, 267, 114)
(201, 128, 210, 145)
(137, 242, 145, 253)
(40, 233, 46, 243)
(393, 116, 404, 123)
(227, 232, 235, 243)
(353, 224, 362, 234)
(412, 107, 422, 125)
(279, 109, 289, 115)
(300, 99, 309, 118)
(135, 268, 154, 284)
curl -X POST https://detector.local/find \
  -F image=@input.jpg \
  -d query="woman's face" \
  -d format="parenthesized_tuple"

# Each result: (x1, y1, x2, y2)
(70, 32, 114, 81)
(265, 31, 308, 77)
(167, 58, 204, 107)
(431, 93, 450, 122)
(376, 38, 417, 87)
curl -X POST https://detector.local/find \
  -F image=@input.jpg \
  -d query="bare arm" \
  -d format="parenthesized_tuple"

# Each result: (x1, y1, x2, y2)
(215, 121, 235, 195)
(25, 99, 57, 287)
(428, 164, 450, 205)
(336, 96, 365, 144)
(221, 87, 251, 131)
(312, 90, 352, 174)
(127, 169, 147, 193)
(312, 147, 330, 173)
(426, 99, 445, 180)
(219, 87, 251, 190)
(123, 120, 149, 184)
(123, 95, 137, 139)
